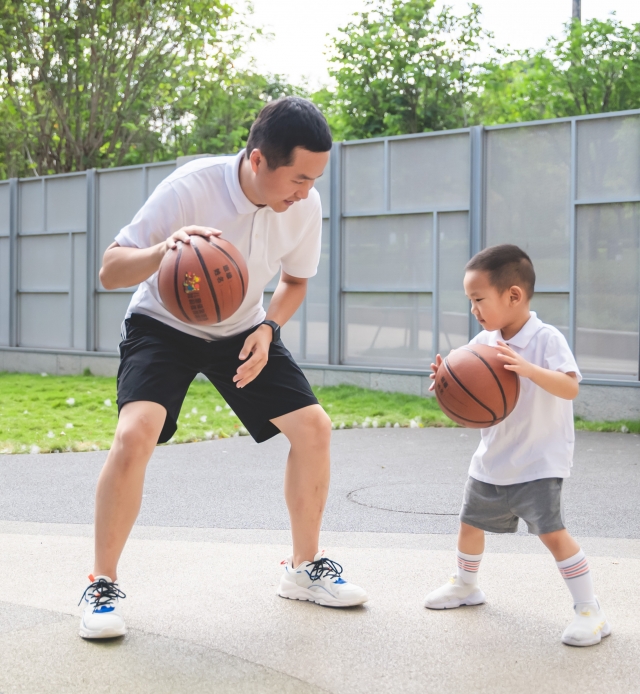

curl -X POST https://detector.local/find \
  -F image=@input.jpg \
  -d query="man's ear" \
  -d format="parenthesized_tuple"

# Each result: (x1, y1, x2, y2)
(509, 285, 524, 305)
(249, 148, 263, 174)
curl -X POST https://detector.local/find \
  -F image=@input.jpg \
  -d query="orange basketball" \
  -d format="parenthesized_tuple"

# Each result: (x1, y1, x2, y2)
(434, 344, 520, 428)
(157, 236, 248, 325)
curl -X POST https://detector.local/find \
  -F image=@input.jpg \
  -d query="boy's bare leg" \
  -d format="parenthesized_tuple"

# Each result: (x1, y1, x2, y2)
(93, 401, 166, 580)
(538, 528, 580, 561)
(458, 522, 485, 555)
(271, 404, 332, 568)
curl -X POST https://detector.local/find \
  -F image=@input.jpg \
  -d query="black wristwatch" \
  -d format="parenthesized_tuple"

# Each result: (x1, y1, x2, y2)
(261, 320, 281, 343)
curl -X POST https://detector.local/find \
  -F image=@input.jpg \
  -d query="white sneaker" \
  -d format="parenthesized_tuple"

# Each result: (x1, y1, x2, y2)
(562, 599, 611, 647)
(78, 574, 127, 639)
(424, 574, 486, 610)
(278, 551, 368, 607)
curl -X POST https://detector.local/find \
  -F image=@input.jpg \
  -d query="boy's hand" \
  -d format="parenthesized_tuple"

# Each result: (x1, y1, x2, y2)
(496, 341, 535, 378)
(233, 324, 272, 388)
(428, 354, 443, 392)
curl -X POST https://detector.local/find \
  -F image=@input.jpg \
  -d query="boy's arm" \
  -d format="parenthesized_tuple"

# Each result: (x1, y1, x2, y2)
(496, 341, 579, 400)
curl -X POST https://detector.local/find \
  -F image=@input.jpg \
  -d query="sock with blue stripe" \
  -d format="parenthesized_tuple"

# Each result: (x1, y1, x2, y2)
(557, 549, 596, 605)
(456, 550, 483, 585)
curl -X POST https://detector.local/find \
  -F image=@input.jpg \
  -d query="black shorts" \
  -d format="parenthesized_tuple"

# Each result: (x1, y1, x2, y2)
(117, 313, 319, 444)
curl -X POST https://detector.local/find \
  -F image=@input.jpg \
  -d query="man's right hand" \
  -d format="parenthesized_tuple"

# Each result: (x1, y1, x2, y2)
(164, 225, 223, 252)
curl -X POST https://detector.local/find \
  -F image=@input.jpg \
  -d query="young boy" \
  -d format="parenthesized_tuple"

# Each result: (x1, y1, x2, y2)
(424, 244, 610, 647)
(78, 98, 368, 640)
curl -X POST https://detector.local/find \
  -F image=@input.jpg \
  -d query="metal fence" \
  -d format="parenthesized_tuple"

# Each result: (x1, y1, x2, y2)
(1, 109, 639, 386)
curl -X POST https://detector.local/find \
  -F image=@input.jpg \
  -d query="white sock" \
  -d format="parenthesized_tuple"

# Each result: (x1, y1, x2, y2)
(456, 550, 483, 585)
(557, 549, 596, 605)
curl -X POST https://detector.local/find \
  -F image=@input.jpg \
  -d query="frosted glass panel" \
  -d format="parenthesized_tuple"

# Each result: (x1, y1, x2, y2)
(147, 164, 175, 197)
(344, 293, 432, 368)
(485, 123, 571, 288)
(306, 219, 330, 363)
(73, 233, 87, 350)
(343, 143, 384, 213)
(530, 294, 569, 340)
(390, 134, 470, 210)
(19, 294, 70, 348)
(97, 169, 144, 258)
(0, 237, 9, 345)
(344, 214, 432, 290)
(19, 234, 70, 291)
(46, 175, 86, 232)
(577, 204, 639, 377)
(577, 116, 640, 200)
(97, 292, 135, 352)
(19, 179, 44, 234)
(313, 158, 331, 217)
(0, 183, 10, 236)
(438, 212, 469, 352)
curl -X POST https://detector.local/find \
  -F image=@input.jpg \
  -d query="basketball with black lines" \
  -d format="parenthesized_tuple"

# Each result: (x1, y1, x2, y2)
(157, 236, 248, 325)
(434, 344, 520, 428)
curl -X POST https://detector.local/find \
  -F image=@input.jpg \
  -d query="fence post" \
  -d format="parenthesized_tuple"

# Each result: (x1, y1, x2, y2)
(8, 178, 18, 347)
(569, 119, 577, 354)
(86, 169, 96, 352)
(328, 142, 342, 365)
(469, 125, 484, 339)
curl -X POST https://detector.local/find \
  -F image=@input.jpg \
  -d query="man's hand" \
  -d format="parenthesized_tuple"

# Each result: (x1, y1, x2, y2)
(165, 225, 222, 252)
(428, 353, 443, 392)
(496, 341, 536, 378)
(233, 324, 273, 388)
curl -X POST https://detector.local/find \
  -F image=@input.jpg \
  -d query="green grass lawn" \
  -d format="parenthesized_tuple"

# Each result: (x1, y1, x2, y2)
(0, 371, 637, 454)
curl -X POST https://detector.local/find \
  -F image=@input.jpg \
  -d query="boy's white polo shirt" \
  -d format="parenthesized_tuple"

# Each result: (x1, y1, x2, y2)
(113, 151, 322, 340)
(467, 312, 582, 486)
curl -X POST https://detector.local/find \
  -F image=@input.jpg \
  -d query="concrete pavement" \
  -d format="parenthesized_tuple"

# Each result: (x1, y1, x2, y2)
(1, 429, 639, 693)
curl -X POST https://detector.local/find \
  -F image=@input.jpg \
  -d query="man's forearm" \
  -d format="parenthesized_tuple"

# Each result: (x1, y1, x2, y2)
(265, 277, 307, 327)
(100, 243, 166, 290)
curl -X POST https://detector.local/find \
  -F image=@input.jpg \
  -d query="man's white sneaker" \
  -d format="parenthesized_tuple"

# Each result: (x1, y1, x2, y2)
(562, 599, 611, 647)
(278, 551, 368, 607)
(424, 575, 486, 610)
(78, 574, 127, 639)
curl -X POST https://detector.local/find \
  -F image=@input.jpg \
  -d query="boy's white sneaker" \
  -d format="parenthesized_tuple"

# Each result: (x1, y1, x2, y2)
(562, 599, 611, 647)
(278, 551, 368, 607)
(78, 574, 127, 639)
(424, 575, 486, 610)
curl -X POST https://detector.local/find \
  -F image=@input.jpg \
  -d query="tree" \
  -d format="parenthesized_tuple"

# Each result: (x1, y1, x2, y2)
(315, 0, 491, 141)
(476, 16, 640, 125)
(0, 0, 235, 177)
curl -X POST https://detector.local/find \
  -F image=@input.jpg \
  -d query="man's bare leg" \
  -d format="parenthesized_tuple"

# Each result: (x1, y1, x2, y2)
(93, 401, 166, 580)
(272, 404, 332, 568)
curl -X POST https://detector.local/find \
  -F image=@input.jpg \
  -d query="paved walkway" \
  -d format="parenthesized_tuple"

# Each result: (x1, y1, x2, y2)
(1, 429, 639, 693)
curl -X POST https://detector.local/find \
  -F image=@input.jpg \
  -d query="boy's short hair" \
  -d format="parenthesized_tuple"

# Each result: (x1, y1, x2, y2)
(246, 97, 332, 170)
(466, 244, 536, 299)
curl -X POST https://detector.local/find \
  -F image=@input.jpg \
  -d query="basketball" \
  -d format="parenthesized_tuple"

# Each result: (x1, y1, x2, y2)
(157, 236, 248, 325)
(434, 344, 520, 428)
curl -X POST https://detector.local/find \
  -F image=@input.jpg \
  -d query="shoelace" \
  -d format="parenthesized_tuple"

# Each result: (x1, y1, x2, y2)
(306, 557, 344, 582)
(78, 577, 126, 609)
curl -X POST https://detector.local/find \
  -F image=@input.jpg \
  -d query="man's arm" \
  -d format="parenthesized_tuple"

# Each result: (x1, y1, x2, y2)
(99, 226, 221, 290)
(233, 271, 308, 388)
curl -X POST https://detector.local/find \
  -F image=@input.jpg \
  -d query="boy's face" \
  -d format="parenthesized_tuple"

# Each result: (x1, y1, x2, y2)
(463, 270, 526, 332)
(249, 146, 329, 213)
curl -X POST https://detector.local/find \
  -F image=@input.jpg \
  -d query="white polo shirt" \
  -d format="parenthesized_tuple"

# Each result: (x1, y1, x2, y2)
(114, 151, 323, 339)
(467, 312, 582, 486)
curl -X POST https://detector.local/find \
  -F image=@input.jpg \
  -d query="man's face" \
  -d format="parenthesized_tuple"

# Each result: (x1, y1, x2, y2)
(250, 146, 330, 213)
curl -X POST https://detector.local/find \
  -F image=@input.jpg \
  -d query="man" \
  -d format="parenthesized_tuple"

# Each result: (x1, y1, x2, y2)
(79, 97, 368, 639)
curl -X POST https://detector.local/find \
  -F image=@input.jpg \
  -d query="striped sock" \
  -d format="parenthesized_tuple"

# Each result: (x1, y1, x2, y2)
(456, 550, 483, 585)
(557, 549, 596, 605)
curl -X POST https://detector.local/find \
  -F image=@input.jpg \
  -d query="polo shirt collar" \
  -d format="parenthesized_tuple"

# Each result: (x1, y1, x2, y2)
(225, 150, 261, 215)
(501, 311, 543, 349)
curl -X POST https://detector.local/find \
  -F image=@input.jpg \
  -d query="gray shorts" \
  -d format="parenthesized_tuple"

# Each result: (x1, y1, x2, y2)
(459, 477, 566, 535)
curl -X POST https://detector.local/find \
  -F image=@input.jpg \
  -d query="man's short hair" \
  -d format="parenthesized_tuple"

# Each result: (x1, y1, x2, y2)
(465, 244, 536, 299)
(245, 97, 332, 170)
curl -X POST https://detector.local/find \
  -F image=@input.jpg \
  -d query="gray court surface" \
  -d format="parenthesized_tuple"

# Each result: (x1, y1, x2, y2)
(1, 428, 639, 693)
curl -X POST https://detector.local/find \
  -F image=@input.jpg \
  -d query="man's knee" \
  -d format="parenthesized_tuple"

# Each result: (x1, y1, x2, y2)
(113, 403, 165, 461)
(286, 405, 332, 448)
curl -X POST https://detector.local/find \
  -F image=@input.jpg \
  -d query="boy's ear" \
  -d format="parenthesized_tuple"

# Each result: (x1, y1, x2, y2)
(509, 285, 524, 305)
